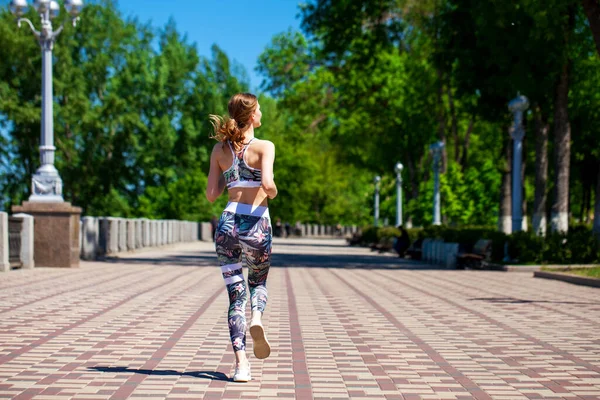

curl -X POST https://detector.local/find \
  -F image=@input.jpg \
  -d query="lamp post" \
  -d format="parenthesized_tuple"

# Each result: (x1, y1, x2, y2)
(508, 94, 529, 233)
(9, 0, 84, 202)
(374, 175, 381, 227)
(430, 141, 444, 226)
(394, 162, 403, 227)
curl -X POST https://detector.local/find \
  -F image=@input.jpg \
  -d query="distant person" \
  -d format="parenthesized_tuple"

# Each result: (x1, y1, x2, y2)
(206, 93, 277, 382)
(274, 218, 283, 237)
(284, 221, 291, 238)
(393, 225, 410, 257)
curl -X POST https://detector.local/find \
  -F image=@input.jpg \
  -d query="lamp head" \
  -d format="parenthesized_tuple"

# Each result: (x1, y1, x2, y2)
(33, 0, 50, 13)
(64, 0, 83, 17)
(394, 162, 403, 174)
(429, 141, 445, 153)
(508, 94, 529, 113)
(374, 175, 381, 184)
(49, 0, 59, 19)
(9, 0, 28, 17)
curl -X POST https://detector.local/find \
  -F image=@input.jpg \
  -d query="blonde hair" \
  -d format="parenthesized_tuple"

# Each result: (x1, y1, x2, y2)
(209, 93, 258, 149)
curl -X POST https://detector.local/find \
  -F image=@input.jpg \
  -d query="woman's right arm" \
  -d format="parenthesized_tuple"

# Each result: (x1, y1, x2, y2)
(260, 140, 277, 199)
(206, 144, 226, 203)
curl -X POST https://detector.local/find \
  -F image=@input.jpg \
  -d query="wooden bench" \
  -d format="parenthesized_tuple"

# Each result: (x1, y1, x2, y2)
(456, 239, 492, 269)
(370, 237, 394, 253)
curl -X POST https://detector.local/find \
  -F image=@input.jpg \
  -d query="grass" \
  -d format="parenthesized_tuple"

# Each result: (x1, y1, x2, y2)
(542, 266, 600, 279)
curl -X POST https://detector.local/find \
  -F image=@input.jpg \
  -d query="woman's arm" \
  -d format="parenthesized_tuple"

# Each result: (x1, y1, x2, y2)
(206, 144, 226, 203)
(260, 140, 277, 199)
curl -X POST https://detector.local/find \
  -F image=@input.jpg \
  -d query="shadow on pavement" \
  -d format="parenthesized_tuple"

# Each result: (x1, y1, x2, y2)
(89, 366, 230, 382)
(468, 297, 600, 305)
(102, 250, 443, 270)
(271, 240, 349, 248)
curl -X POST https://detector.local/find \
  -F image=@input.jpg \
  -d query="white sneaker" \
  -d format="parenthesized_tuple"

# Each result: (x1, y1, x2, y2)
(249, 321, 271, 359)
(232, 365, 251, 382)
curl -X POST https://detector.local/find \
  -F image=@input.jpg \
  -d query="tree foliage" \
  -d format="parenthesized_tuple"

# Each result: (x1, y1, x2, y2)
(1, 0, 598, 230)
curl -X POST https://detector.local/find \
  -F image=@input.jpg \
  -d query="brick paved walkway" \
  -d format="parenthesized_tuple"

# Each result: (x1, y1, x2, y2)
(1, 238, 599, 400)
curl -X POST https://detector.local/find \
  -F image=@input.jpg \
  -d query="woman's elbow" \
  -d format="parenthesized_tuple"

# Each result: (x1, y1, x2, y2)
(205, 190, 217, 203)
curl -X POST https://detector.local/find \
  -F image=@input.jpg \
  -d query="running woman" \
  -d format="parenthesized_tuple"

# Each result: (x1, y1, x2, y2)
(206, 93, 277, 382)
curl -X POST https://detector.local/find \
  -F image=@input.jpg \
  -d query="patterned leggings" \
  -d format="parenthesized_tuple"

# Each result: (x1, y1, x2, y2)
(215, 202, 272, 352)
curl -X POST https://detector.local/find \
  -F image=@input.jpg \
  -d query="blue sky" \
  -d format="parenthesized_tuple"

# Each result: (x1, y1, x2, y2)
(117, 0, 304, 91)
(1, 0, 304, 89)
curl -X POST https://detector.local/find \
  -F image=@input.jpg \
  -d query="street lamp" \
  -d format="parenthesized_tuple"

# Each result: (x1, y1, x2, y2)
(508, 94, 529, 233)
(9, 0, 84, 202)
(374, 175, 381, 227)
(394, 162, 403, 227)
(430, 141, 445, 226)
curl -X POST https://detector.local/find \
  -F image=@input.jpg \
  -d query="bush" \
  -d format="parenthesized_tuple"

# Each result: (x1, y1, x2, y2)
(377, 226, 401, 241)
(359, 225, 380, 245)
(351, 224, 600, 265)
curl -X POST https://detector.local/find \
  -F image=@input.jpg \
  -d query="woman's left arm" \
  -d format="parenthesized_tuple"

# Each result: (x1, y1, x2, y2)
(206, 144, 226, 203)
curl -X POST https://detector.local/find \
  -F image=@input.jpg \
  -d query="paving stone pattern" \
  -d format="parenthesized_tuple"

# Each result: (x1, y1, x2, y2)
(1, 238, 599, 399)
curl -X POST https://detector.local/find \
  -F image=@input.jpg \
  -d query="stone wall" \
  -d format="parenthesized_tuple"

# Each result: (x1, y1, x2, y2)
(81, 217, 205, 260)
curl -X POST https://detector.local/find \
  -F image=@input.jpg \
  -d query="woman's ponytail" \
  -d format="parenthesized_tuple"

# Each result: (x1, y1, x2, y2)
(209, 93, 258, 150)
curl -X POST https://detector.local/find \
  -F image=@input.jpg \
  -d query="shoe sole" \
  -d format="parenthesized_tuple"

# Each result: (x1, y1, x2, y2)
(250, 324, 271, 359)
(233, 375, 251, 382)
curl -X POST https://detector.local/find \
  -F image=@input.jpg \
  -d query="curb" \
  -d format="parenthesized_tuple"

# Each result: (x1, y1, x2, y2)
(534, 270, 600, 288)
(482, 263, 541, 272)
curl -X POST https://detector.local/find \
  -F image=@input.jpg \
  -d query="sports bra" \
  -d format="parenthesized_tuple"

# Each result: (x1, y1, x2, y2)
(222, 138, 262, 189)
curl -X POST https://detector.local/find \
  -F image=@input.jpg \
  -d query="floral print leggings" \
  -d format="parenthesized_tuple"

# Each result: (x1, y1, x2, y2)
(215, 209, 272, 352)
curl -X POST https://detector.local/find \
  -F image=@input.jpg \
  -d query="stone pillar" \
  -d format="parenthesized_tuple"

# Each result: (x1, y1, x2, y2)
(118, 219, 127, 252)
(12, 213, 35, 269)
(162, 221, 168, 245)
(99, 217, 119, 256)
(151, 220, 157, 247)
(127, 219, 135, 251)
(142, 219, 150, 248)
(445, 243, 459, 269)
(135, 219, 143, 249)
(98, 217, 107, 256)
(12, 201, 81, 268)
(156, 221, 161, 246)
(1, 212, 10, 272)
(200, 222, 212, 242)
(80, 216, 99, 260)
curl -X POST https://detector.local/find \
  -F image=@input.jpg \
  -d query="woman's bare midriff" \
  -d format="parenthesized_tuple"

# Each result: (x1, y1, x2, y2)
(227, 186, 269, 207)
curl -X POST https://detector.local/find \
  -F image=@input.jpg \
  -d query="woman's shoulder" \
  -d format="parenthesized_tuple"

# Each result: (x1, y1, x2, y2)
(253, 139, 275, 151)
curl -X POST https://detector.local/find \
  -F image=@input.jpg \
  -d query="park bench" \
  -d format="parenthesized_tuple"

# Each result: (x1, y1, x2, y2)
(370, 236, 394, 253)
(405, 238, 423, 260)
(456, 239, 492, 269)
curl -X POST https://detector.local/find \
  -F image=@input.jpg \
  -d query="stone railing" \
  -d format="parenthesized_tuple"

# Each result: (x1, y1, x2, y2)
(279, 224, 358, 237)
(1, 211, 361, 270)
(80, 217, 213, 260)
(1, 211, 34, 272)
(421, 238, 459, 269)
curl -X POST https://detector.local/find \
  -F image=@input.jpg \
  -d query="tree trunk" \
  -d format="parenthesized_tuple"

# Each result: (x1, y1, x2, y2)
(551, 7, 574, 233)
(406, 151, 419, 201)
(533, 105, 549, 236)
(585, 180, 592, 223)
(521, 133, 528, 231)
(447, 85, 459, 163)
(594, 165, 600, 236)
(499, 129, 512, 233)
(436, 69, 447, 173)
(582, 0, 600, 57)
(459, 119, 474, 171)
(550, 65, 572, 233)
